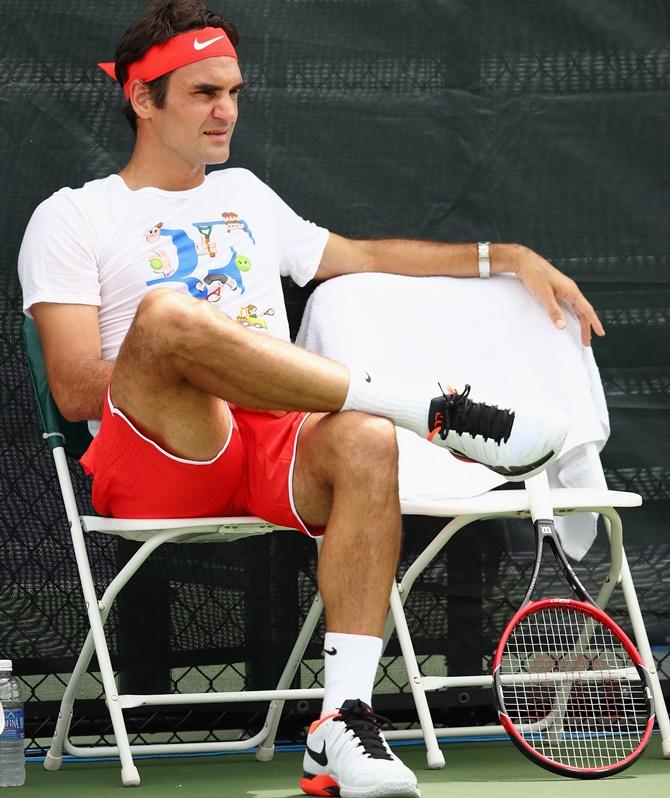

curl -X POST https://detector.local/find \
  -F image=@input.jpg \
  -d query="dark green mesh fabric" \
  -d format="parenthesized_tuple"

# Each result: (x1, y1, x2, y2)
(0, 0, 667, 750)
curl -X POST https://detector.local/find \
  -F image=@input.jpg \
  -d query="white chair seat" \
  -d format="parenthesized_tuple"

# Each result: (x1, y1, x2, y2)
(81, 514, 285, 543)
(400, 487, 641, 517)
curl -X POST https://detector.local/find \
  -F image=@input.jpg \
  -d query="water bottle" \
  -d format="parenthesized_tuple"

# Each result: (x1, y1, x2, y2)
(0, 660, 25, 787)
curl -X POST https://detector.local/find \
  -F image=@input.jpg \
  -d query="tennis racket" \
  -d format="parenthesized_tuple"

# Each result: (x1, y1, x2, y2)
(492, 474, 655, 779)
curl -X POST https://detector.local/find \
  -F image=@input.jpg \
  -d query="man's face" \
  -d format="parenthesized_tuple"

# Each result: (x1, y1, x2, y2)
(147, 57, 244, 170)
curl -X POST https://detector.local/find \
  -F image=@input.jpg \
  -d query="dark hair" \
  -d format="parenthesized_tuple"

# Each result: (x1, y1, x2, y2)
(114, 0, 240, 133)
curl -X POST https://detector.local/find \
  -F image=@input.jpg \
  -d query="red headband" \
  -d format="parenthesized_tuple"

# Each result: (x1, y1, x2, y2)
(99, 27, 238, 100)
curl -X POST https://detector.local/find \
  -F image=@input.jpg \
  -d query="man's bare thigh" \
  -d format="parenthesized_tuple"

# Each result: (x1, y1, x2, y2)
(292, 412, 335, 528)
(111, 314, 231, 462)
(292, 411, 402, 530)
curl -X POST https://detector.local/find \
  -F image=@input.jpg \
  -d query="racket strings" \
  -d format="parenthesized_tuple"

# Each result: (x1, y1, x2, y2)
(500, 605, 649, 770)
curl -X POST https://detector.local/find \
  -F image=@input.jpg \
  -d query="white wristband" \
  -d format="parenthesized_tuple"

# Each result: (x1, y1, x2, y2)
(477, 242, 491, 278)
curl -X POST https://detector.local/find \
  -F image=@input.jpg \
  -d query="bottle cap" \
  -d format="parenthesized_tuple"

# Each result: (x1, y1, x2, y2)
(0, 660, 12, 671)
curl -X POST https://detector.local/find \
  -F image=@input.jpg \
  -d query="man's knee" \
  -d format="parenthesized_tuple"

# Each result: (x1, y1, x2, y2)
(114, 290, 196, 378)
(329, 412, 398, 480)
(133, 289, 194, 344)
(128, 288, 231, 359)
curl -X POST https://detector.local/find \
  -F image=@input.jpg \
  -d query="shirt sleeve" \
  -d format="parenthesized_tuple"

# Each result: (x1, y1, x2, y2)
(18, 190, 101, 317)
(258, 180, 330, 287)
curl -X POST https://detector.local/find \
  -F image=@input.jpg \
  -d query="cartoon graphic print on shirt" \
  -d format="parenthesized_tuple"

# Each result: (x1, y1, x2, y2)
(145, 222, 206, 297)
(221, 211, 256, 245)
(198, 249, 252, 302)
(144, 211, 266, 310)
(192, 212, 255, 261)
(236, 304, 275, 329)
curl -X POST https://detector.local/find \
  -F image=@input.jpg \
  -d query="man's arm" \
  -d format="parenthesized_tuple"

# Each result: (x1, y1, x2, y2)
(315, 234, 605, 346)
(31, 303, 113, 422)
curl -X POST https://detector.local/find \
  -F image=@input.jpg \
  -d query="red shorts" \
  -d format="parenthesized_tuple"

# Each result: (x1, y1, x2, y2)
(80, 392, 320, 536)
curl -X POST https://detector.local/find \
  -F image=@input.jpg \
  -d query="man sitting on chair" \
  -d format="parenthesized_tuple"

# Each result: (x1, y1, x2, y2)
(18, 2, 605, 796)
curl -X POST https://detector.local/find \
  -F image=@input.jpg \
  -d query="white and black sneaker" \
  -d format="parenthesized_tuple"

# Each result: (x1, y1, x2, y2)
(300, 699, 420, 798)
(427, 384, 568, 482)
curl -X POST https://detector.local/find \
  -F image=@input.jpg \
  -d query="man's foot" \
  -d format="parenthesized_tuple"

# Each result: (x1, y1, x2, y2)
(427, 384, 568, 482)
(300, 699, 420, 798)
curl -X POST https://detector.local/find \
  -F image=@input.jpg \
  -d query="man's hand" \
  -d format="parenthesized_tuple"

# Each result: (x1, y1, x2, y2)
(504, 244, 605, 347)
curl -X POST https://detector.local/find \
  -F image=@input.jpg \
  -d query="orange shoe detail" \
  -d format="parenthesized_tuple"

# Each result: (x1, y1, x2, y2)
(450, 452, 475, 464)
(300, 772, 339, 796)
(308, 712, 339, 734)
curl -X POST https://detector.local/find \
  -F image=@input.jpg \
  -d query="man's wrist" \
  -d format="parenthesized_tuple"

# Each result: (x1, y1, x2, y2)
(490, 242, 525, 275)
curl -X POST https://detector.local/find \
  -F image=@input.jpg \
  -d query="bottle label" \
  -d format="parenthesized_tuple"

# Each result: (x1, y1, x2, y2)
(0, 709, 24, 741)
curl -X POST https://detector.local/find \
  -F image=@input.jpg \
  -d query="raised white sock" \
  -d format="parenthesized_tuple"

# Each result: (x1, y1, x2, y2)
(321, 632, 383, 716)
(340, 368, 433, 437)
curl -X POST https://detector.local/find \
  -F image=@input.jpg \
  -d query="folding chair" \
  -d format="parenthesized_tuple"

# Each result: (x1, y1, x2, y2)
(23, 317, 329, 786)
(294, 272, 670, 768)
(23, 316, 446, 786)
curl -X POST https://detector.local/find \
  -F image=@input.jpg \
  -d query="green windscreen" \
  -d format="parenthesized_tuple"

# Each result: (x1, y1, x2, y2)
(0, 0, 667, 752)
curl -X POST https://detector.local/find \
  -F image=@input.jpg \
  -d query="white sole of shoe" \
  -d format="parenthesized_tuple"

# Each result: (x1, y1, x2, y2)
(446, 414, 569, 483)
(340, 781, 421, 798)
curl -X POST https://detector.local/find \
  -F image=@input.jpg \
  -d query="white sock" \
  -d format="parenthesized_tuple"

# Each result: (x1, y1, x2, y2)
(321, 632, 383, 717)
(340, 368, 435, 437)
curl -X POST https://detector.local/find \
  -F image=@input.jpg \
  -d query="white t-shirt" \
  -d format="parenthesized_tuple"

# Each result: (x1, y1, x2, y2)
(19, 168, 329, 363)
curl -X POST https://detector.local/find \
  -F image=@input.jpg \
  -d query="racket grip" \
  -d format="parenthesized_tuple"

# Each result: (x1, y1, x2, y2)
(524, 472, 554, 521)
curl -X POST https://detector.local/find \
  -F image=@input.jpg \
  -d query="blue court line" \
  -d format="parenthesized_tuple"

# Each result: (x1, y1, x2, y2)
(24, 733, 513, 765)
(26, 729, 659, 765)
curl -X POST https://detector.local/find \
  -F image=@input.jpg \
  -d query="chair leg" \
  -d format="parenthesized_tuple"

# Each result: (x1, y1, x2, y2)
(389, 582, 445, 769)
(583, 446, 670, 755)
(83, 599, 141, 785)
(46, 565, 126, 770)
(593, 509, 623, 612)
(382, 516, 477, 648)
(50, 450, 140, 785)
(617, 551, 670, 757)
(45, 625, 99, 770)
(598, 508, 670, 756)
(256, 592, 325, 761)
(66, 538, 140, 782)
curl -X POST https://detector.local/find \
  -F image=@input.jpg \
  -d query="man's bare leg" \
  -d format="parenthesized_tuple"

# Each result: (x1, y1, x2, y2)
(292, 410, 401, 717)
(112, 289, 351, 459)
(111, 290, 402, 710)
(294, 413, 418, 797)
(113, 288, 567, 483)
(293, 411, 401, 638)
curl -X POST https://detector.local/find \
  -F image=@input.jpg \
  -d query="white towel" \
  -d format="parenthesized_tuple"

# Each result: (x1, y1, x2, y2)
(296, 272, 609, 559)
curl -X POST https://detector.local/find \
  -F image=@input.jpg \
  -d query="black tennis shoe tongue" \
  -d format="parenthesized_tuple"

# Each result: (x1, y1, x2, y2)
(336, 699, 393, 760)
(428, 384, 515, 443)
(339, 698, 371, 713)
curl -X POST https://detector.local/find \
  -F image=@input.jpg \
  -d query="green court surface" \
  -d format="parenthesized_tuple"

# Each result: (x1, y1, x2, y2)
(3, 736, 668, 797)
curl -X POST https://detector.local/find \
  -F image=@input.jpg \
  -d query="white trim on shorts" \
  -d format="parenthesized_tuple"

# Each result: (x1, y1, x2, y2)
(106, 389, 235, 466)
(288, 412, 316, 537)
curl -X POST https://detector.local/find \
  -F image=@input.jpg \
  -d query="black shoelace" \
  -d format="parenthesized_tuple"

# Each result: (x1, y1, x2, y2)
(335, 699, 393, 760)
(433, 383, 514, 444)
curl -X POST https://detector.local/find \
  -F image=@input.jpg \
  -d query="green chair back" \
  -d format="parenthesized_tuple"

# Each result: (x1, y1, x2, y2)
(22, 317, 93, 459)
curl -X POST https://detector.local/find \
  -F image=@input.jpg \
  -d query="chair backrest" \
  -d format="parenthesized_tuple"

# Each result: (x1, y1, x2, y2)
(22, 317, 93, 459)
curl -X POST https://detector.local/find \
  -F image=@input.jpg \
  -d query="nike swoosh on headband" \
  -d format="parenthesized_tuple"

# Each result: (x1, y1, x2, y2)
(194, 35, 227, 51)
(97, 28, 238, 99)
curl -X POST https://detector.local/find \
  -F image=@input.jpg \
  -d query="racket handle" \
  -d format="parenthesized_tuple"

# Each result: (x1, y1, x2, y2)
(524, 472, 554, 521)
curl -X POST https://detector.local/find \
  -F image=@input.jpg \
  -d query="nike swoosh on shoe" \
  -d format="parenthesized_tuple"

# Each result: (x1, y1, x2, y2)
(306, 741, 328, 767)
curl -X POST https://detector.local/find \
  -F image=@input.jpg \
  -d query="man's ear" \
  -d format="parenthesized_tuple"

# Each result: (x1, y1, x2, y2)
(127, 80, 155, 121)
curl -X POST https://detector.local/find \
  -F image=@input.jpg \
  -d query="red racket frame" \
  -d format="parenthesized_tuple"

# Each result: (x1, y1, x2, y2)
(493, 596, 655, 778)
